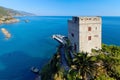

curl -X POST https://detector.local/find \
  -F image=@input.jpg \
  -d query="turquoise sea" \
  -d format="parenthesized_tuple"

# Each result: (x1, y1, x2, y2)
(0, 16, 120, 80)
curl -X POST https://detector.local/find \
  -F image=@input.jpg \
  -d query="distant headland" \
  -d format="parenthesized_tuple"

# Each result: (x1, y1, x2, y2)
(0, 6, 35, 24)
(0, 6, 35, 17)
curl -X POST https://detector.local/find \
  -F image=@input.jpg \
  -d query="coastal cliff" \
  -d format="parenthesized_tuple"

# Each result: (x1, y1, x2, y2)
(40, 44, 120, 80)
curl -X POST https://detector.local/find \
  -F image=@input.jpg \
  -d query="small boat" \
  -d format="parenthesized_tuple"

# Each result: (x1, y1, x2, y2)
(31, 67, 40, 74)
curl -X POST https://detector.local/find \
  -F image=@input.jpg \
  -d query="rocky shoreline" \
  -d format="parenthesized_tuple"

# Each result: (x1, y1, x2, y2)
(0, 16, 20, 24)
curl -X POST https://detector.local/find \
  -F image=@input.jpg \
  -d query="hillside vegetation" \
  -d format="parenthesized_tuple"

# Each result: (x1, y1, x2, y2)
(0, 7, 8, 17)
(41, 44, 120, 80)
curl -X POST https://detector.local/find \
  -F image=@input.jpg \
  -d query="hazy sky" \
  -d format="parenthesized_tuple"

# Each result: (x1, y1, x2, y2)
(0, 0, 120, 16)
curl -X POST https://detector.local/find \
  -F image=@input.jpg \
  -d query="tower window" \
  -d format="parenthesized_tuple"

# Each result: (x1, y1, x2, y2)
(81, 19, 83, 21)
(88, 27, 92, 31)
(96, 27, 97, 30)
(93, 18, 97, 21)
(74, 17, 78, 23)
(71, 33, 74, 37)
(89, 18, 91, 20)
(94, 35, 98, 37)
(88, 36, 91, 40)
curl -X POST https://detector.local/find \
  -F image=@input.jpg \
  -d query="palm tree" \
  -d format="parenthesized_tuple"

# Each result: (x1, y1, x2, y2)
(72, 52, 97, 80)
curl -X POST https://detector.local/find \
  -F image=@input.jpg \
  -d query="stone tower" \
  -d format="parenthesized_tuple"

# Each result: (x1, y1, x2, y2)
(68, 16, 102, 53)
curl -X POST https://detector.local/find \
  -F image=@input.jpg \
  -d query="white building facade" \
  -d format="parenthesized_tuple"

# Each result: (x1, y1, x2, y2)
(68, 16, 102, 53)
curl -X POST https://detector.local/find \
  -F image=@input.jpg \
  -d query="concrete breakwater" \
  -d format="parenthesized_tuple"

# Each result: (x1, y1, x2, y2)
(1, 28, 11, 39)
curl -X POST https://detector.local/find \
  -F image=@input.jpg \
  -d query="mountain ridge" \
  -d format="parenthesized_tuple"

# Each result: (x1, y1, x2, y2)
(0, 6, 35, 17)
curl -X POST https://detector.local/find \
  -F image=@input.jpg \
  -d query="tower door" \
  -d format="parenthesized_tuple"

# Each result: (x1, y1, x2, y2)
(74, 43, 77, 52)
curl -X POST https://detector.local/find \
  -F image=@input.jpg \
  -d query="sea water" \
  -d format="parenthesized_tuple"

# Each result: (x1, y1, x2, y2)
(0, 16, 119, 80)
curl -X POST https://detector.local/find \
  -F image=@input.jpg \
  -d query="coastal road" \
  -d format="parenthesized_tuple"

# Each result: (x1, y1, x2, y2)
(60, 45, 70, 71)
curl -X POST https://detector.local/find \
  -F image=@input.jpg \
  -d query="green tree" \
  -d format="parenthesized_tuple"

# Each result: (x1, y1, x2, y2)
(102, 44, 120, 79)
